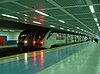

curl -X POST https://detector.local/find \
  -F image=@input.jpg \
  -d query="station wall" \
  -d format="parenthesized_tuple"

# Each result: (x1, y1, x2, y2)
(0, 31, 21, 45)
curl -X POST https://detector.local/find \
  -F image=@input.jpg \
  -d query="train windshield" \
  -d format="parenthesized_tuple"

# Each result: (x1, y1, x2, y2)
(35, 30, 49, 41)
(18, 30, 33, 39)
(19, 34, 28, 40)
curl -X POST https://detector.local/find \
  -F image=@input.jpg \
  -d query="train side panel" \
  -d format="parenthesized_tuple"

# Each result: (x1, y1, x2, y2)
(43, 32, 66, 48)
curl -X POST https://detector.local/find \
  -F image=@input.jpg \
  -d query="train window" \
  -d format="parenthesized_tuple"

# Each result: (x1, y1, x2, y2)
(19, 34, 28, 39)
(69, 37, 72, 41)
(28, 31, 37, 39)
(73, 36, 76, 40)
(47, 32, 53, 39)
(56, 34, 64, 40)
(18, 29, 49, 41)
(61, 34, 64, 40)
(20, 34, 27, 37)
(18, 34, 28, 41)
(19, 30, 32, 39)
(56, 34, 60, 40)
(76, 37, 78, 41)
(35, 30, 49, 41)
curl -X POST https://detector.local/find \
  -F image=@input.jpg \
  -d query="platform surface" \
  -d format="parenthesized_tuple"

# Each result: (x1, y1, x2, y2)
(0, 41, 100, 74)
(0, 44, 17, 48)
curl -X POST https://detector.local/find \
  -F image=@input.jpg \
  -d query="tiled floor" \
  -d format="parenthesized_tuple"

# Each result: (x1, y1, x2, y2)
(0, 41, 100, 74)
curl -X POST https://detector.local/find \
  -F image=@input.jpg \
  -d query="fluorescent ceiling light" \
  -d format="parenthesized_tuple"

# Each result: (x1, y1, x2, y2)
(98, 27, 100, 29)
(24, 14, 28, 16)
(1, 14, 18, 19)
(94, 18, 98, 22)
(2, 29, 8, 31)
(97, 23, 99, 26)
(9, 30, 15, 32)
(33, 21, 42, 24)
(60, 27, 64, 30)
(81, 29, 83, 31)
(24, 19, 27, 21)
(89, 5, 95, 13)
(84, 30, 86, 32)
(58, 20, 66, 23)
(49, 25, 55, 27)
(77, 27, 80, 29)
(67, 29, 70, 31)
(35, 10, 49, 16)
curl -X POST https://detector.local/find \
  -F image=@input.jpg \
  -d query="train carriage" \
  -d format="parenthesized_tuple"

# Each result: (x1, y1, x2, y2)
(17, 28, 89, 50)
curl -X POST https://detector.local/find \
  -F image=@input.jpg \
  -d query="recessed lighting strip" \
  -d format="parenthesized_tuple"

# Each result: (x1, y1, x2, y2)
(77, 27, 80, 29)
(94, 18, 98, 22)
(89, 5, 95, 13)
(97, 23, 99, 26)
(1, 14, 18, 19)
(60, 27, 64, 30)
(49, 25, 55, 27)
(58, 20, 65, 23)
(35, 10, 49, 16)
(33, 21, 42, 24)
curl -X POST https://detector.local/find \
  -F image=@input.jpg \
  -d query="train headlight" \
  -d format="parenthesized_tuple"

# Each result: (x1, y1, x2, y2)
(17, 40, 18, 43)
(24, 40, 27, 44)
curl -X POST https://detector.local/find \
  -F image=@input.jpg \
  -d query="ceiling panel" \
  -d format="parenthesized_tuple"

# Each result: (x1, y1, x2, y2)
(53, 0, 87, 7)
(0, 8, 11, 14)
(52, 15, 74, 20)
(45, 16, 54, 20)
(97, 13, 100, 22)
(91, 0, 100, 4)
(64, 6, 90, 14)
(0, 0, 100, 36)
(94, 5, 100, 13)
(74, 14, 93, 19)
(0, 2, 29, 12)
(17, 0, 55, 9)
(79, 18, 94, 22)
(45, 9, 65, 15)
(0, 0, 6, 1)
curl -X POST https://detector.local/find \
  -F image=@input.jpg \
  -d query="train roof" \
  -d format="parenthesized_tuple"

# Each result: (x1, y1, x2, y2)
(21, 26, 87, 36)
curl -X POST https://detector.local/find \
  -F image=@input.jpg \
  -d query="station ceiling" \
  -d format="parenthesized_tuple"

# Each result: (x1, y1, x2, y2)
(0, 0, 100, 36)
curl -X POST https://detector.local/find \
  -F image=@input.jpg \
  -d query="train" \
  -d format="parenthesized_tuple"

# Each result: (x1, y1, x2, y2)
(17, 27, 89, 50)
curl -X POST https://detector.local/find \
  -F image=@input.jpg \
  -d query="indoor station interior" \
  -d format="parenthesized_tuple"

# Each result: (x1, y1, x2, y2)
(0, 0, 100, 74)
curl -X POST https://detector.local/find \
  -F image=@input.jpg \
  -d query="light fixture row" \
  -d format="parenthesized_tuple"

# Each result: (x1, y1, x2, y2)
(89, 5, 100, 32)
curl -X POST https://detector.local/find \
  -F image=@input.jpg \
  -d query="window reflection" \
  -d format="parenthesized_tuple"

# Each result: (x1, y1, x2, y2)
(32, 50, 45, 69)
(16, 55, 19, 61)
(24, 53, 28, 65)
(40, 50, 44, 69)
(33, 52, 37, 67)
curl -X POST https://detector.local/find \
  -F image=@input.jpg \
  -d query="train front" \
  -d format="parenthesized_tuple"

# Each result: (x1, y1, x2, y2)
(17, 29, 49, 49)
(32, 29, 49, 48)
(17, 30, 32, 49)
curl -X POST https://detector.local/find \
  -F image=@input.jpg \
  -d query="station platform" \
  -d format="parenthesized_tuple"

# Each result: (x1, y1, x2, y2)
(0, 41, 100, 74)
(0, 44, 17, 48)
(0, 45, 18, 57)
